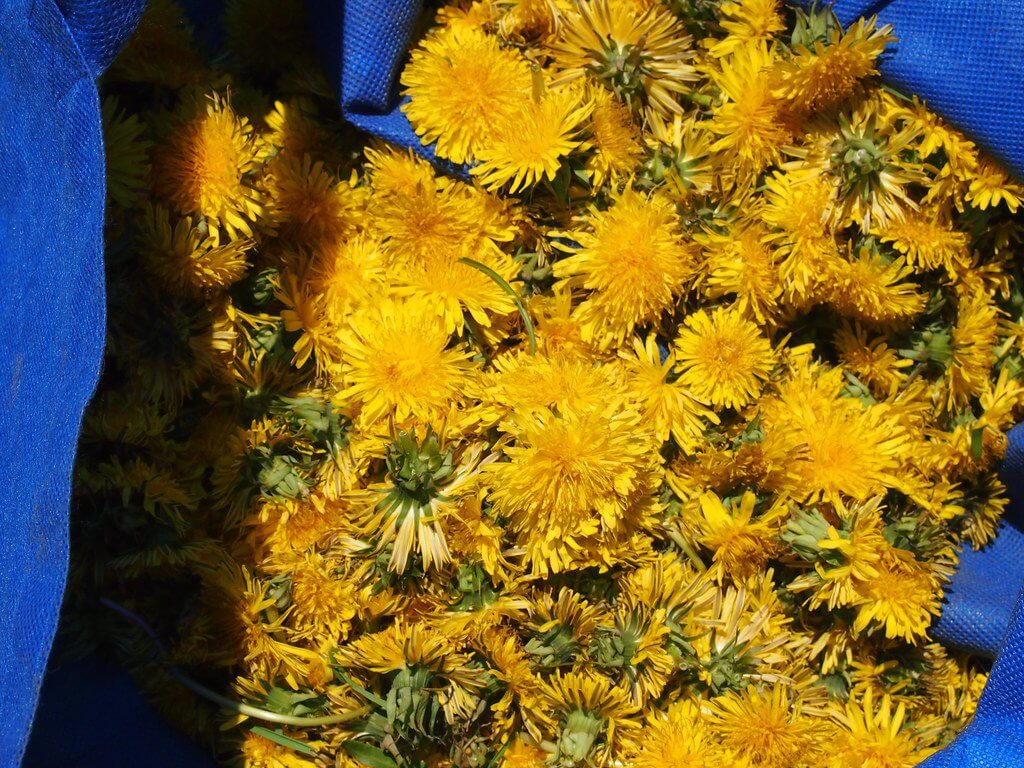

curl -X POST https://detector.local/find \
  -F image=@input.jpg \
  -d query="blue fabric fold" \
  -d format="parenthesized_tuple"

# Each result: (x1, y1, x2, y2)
(0, 0, 144, 764)
(11, 0, 1024, 765)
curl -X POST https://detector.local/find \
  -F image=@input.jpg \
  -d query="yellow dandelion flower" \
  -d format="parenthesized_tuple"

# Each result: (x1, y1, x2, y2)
(277, 271, 340, 371)
(540, 671, 640, 765)
(674, 306, 776, 410)
(834, 323, 912, 397)
(644, 113, 716, 201)
(472, 87, 591, 193)
(763, 366, 908, 509)
(707, 43, 791, 178)
(822, 248, 926, 324)
(876, 210, 970, 274)
(487, 351, 620, 420)
(775, 18, 894, 113)
(702, 220, 783, 323)
(707, 685, 826, 768)
(710, 0, 786, 58)
(390, 246, 521, 334)
(138, 205, 252, 296)
(947, 292, 1000, 409)
(690, 490, 786, 582)
(586, 81, 645, 187)
(275, 552, 357, 642)
(500, 736, 549, 768)
(965, 157, 1023, 212)
(821, 110, 921, 231)
(496, 0, 569, 43)
(761, 169, 837, 302)
(486, 405, 659, 574)
(530, 285, 593, 357)
(153, 95, 265, 240)
(239, 732, 319, 768)
(619, 335, 720, 452)
(364, 143, 438, 199)
(831, 691, 936, 768)
(102, 96, 151, 209)
(633, 698, 738, 768)
(548, 0, 698, 117)
(262, 98, 326, 158)
(337, 297, 475, 426)
(851, 545, 941, 642)
(264, 155, 367, 246)
(554, 188, 697, 348)
(310, 234, 386, 326)
(402, 25, 533, 163)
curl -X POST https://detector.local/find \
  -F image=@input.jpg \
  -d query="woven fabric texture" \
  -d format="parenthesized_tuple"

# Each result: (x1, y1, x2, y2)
(0, 1, 143, 764)
(10, 0, 1024, 765)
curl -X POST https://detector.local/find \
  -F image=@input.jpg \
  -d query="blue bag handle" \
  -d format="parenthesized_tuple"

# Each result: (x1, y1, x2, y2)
(12, 0, 1024, 765)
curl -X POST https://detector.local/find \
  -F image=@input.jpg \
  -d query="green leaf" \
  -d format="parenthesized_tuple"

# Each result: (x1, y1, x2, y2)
(343, 740, 399, 768)
(249, 726, 317, 756)
(335, 668, 388, 709)
(457, 257, 537, 355)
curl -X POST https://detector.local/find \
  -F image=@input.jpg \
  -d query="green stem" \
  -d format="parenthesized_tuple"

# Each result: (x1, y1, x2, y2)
(101, 598, 370, 728)
(458, 257, 537, 355)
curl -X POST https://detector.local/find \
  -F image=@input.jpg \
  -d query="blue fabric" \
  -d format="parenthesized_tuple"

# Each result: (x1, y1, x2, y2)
(0, 0, 144, 764)
(22, 656, 216, 768)
(9, 0, 1024, 765)
(825, 0, 1024, 181)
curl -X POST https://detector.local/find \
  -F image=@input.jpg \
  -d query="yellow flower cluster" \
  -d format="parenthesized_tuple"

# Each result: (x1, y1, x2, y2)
(76, 1, 1024, 767)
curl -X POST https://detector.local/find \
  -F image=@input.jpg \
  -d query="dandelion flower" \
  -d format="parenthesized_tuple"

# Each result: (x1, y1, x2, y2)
(702, 221, 782, 323)
(486, 405, 659, 573)
(775, 18, 894, 113)
(472, 88, 591, 193)
(337, 296, 475, 426)
(852, 546, 941, 642)
(586, 82, 645, 187)
(674, 306, 776, 410)
(153, 95, 265, 240)
(548, 0, 698, 117)
(707, 44, 791, 178)
(264, 155, 368, 246)
(554, 188, 696, 348)
(823, 248, 926, 324)
(138, 205, 251, 296)
(965, 158, 1023, 212)
(620, 335, 720, 452)
(102, 97, 151, 209)
(832, 691, 936, 768)
(690, 490, 785, 582)
(876, 211, 970, 274)
(540, 671, 640, 765)
(402, 25, 533, 163)
(710, 0, 786, 58)
(947, 292, 1000, 408)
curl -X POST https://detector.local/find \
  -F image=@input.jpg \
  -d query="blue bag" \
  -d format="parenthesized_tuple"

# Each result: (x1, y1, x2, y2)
(6, 0, 1024, 765)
